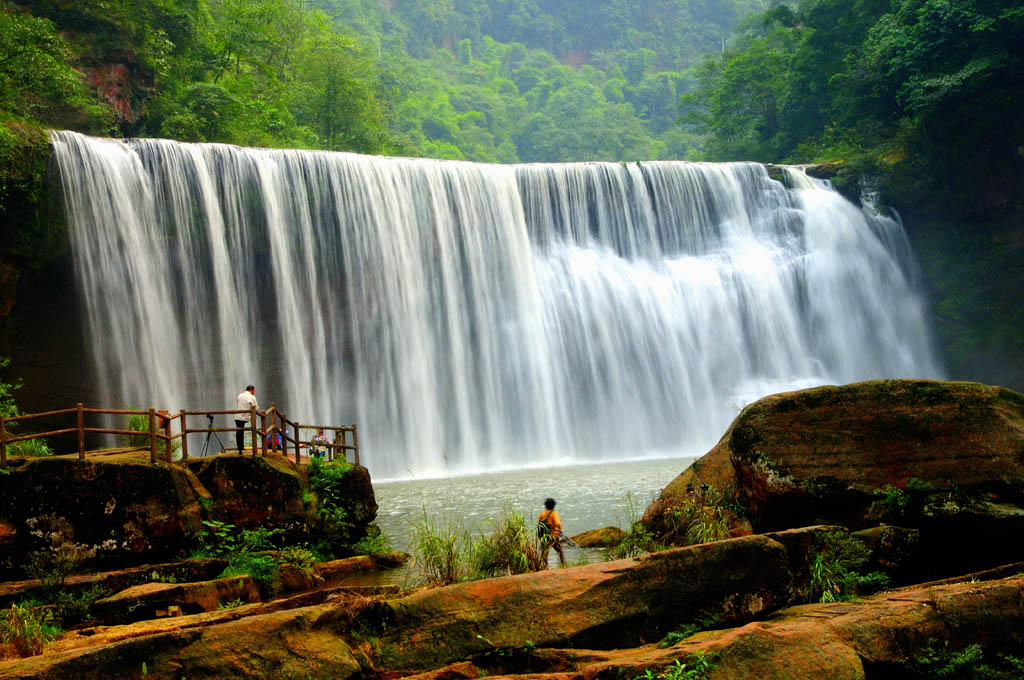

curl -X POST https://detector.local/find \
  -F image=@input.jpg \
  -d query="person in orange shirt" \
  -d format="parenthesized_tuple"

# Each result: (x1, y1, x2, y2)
(538, 497, 566, 568)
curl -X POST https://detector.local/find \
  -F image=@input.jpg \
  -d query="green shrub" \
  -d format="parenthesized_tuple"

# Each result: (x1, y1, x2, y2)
(52, 585, 107, 627)
(633, 652, 718, 680)
(658, 613, 724, 648)
(238, 527, 283, 553)
(308, 457, 353, 508)
(192, 519, 238, 558)
(804, 531, 890, 603)
(6, 438, 53, 457)
(277, 546, 317, 576)
(308, 458, 357, 557)
(0, 603, 59, 658)
(897, 640, 1024, 679)
(352, 528, 393, 558)
(221, 552, 280, 596)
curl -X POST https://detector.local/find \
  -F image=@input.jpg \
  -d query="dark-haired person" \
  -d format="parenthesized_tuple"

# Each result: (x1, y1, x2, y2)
(235, 384, 258, 452)
(538, 497, 566, 568)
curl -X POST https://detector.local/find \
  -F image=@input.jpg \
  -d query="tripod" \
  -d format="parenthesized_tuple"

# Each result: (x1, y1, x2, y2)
(201, 414, 226, 457)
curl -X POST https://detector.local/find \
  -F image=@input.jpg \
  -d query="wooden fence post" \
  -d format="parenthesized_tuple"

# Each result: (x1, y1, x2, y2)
(148, 408, 157, 464)
(293, 419, 300, 464)
(252, 406, 260, 456)
(77, 403, 85, 461)
(161, 411, 172, 462)
(180, 411, 189, 460)
(351, 424, 359, 467)
(0, 414, 7, 470)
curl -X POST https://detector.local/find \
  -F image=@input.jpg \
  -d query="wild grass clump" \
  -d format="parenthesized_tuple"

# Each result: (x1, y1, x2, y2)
(0, 603, 59, 658)
(469, 506, 545, 578)
(663, 486, 732, 546)
(410, 505, 548, 586)
(611, 492, 664, 559)
(409, 511, 468, 586)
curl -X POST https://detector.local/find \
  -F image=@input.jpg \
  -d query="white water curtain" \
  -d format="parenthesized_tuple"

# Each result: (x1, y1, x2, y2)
(50, 131, 942, 479)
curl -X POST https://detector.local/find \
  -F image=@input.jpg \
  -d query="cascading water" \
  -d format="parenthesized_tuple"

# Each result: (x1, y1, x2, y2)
(50, 131, 942, 479)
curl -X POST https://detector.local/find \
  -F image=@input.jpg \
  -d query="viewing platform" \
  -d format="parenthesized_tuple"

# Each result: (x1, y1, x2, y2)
(0, 403, 359, 470)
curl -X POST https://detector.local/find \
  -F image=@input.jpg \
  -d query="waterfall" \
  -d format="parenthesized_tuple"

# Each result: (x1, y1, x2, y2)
(50, 131, 943, 479)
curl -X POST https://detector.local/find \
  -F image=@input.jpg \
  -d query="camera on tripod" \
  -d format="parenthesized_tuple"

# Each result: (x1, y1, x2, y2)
(201, 413, 224, 457)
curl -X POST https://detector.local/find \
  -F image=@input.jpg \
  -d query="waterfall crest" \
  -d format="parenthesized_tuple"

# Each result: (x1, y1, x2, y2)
(50, 131, 942, 479)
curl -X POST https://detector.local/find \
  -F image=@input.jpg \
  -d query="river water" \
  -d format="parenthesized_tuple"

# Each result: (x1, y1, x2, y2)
(372, 456, 694, 567)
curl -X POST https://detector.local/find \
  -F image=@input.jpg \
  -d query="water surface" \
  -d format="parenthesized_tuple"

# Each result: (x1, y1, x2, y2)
(373, 456, 694, 559)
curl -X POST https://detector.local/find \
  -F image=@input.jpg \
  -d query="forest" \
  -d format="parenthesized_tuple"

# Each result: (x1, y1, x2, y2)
(0, 0, 1022, 385)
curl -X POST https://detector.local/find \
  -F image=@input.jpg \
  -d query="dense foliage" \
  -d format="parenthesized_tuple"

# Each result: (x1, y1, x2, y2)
(0, 0, 779, 162)
(682, 0, 1024, 210)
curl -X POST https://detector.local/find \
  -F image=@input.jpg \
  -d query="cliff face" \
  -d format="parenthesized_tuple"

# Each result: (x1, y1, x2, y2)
(75, 50, 155, 134)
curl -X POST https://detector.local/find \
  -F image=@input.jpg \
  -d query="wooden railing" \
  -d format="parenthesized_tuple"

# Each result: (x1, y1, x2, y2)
(0, 403, 359, 470)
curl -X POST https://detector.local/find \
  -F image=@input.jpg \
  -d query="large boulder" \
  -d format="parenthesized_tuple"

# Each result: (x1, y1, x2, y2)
(370, 535, 793, 672)
(643, 379, 1024, 577)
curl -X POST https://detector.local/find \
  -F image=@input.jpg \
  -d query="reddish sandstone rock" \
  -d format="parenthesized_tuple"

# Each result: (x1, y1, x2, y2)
(76, 51, 155, 131)
(571, 526, 627, 548)
(643, 380, 1024, 575)
(90, 575, 260, 625)
(0, 607, 363, 679)
(370, 535, 792, 672)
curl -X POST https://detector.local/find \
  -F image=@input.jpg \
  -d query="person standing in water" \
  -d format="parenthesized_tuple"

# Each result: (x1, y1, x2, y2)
(538, 497, 566, 568)
(235, 385, 259, 453)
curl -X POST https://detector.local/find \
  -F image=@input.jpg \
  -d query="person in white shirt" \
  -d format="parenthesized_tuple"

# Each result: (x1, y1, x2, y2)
(235, 385, 259, 452)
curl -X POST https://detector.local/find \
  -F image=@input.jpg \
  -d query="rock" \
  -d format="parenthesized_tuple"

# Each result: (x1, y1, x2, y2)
(852, 525, 920, 574)
(0, 457, 204, 573)
(602, 573, 1024, 680)
(643, 380, 1024, 576)
(0, 558, 228, 609)
(0, 607, 364, 679)
(315, 553, 408, 587)
(370, 534, 792, 672)
(0, 454, 380, 574)
(185, 455, 313, 542)
(571, 526, 626, 548)
(90, 575, 260, 625)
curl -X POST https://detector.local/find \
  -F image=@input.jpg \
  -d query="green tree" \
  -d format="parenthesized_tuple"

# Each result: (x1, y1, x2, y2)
(0, 3, 110, 129)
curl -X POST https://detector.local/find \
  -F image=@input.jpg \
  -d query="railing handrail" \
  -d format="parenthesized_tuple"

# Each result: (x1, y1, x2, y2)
(0, 403, 360, 469)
